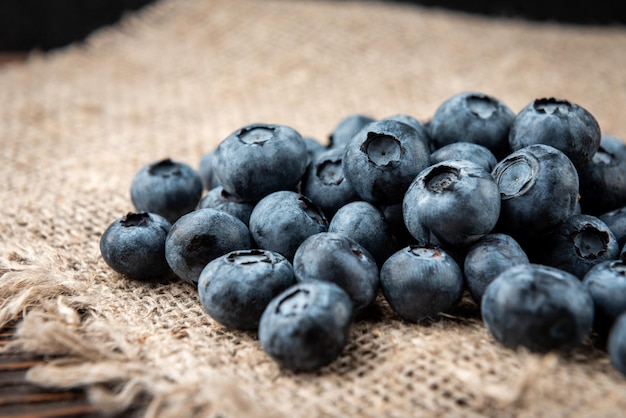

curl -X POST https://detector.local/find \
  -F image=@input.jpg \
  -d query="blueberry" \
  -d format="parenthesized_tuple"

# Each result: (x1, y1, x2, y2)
(198, 185, 255, 226)
(327, 113, 376, 150)
(508, 97, 601, 168)
(429, 91, 515, 160)
(599, 206, 626, 249)
(491, 144, 579, 239)
(300, 147, 359, 218)
(380, 245, 464, 322)
(198, 249, 296, 330)
(198, 150, 220, 191)
(608, 312, 626, 376)
(429, 142, 498, 173)
(293, 232, 379, 313)
(248, 190, 328, 260)
(578, 135, 626, 215)
(258, 281, 353, 372)
(328, 201, 397, 267)
(533, 214, 620, 279)
(213, 123, 308, 201)
(342, 119, 431, 205)
(481, 263, 594, 352)
(130, 158, 203, 223)
(403, 159, 501, 248)
(100, 212, 172, 281)
(165, 208, 253, 286)
(583, 260, 626, 336)
(463, 233, 529, 304)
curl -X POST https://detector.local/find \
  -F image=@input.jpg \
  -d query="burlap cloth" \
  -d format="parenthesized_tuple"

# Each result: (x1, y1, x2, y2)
(2, 0, 626, 416)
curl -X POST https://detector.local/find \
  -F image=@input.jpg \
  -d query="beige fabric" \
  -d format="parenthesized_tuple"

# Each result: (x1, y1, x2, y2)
(2, 0, 626, 416)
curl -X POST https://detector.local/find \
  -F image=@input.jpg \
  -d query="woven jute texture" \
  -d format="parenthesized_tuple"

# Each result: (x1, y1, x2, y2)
(2, 0, 626, 416)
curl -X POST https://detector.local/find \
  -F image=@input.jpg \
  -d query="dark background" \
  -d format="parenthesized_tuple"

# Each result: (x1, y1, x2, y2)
(0, 0, 624, 51)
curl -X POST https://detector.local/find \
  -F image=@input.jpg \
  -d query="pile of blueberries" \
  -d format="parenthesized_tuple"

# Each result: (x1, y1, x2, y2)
(100, 91, 626, 374)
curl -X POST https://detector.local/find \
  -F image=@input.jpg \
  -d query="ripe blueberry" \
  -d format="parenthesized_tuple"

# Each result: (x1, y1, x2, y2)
(380, 245, 464, 322)
(329, 201, 397, 267)
(258, 281, 353, 372)
(429, 91, 515, 160)
(403, 159, 501, 248)
(492, 144, 579, 239)
(165, 208, 253, 286)
(248, 190, 328, 261)
(508, 97, 601, 168)
(100, 212, 172, 281)
(213, 123, 308, 201)
(130, 158, 203, 223)
(293, 232, 379, 313)
(198, 249, 296, 330)
(481, 263, 594, 352)
(463, 233, 529, 304)
(343, 119, 431, 205)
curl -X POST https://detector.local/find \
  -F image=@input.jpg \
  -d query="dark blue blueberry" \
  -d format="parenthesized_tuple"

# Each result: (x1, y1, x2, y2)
(198, 150, 220, 191)
(599, 206, 626, 249)
(380, 245, 464, 322)
(583, 260, 626, 337)
(327, 113, 376, 150)
(533, 214, 619, 279)
(380, 113, 431, 149)
(198, 249, 296, 330)
(198, 185, 255, 226)
(463, 233, 529, 305)
(329, 201, 397, 267)
(213, 123, 308, 201)
(578, 135, 626, 215)
(130, 158, 203, 224)
(430, 142, 498, 173)
(165, 208, 253, 286)
(403, 159, 500, 248)
(248, 190, 328, 261)
(293, 232, 379, 313)
(342, 119, 431, 205)
(100, 212, 172, 281)
(481, 263, 594, 352)
(300, 147, 359, 218)
(258, 281, 353, 372)
(508, 97, 601, 168)
(491, 144, 579, 239)
(429, 91, 515, 160)
(608, 312, 626, 376)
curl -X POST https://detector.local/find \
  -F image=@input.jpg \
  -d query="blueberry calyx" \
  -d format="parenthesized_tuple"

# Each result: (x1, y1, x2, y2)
(316, 158, 344, 186)
(493, 154, 538, 199)
(572, 225, 610, 259)
(120, 212, 151, 227)
(534, 98, 572, 115)
(237, 126, 275, 145)
(350, 245, 366, 259)
(361, 132, 402, 167)
(424, 164, 460, 193)
(467, 94, 498, 119)
(276, 288, 310, 316)
(226, 249, 272, 265)
(148, 158, 182, 177)
(408, 245, 443, 258)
